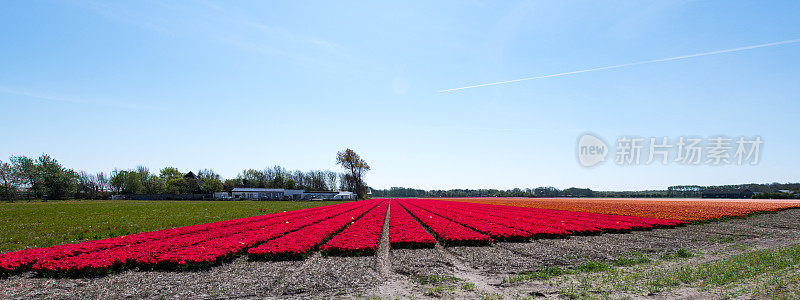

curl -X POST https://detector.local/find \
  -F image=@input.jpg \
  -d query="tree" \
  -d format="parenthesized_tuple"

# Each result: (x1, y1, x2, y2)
(283, 178, 296, 190)
(127, 166, 165, 194)
(534, 186, 561, 197)
(96, 172, 108, 193)
(0, 159, 18, 201)
(200, 177, 224, 193)
(336, 149, 370, 199)
(182, 176, 199, 194)
(292, 170, 307, 190)
(165, 178, 183, 194)
(223, 179, 239, 192)
(159, 167, 183, 183)
(10, 155, 40, 199)
(307, 170, 326, 191)
(110, 169, 124, 193)
(110, 169, 143, 194)
(135, 166, 163, 194)
(239, 169, 266, 188)
(143, 174, 165, 194)
(197, 169, 224, 193)
(324, 170, 339, 191)
(341, 173, 354, 192)
(166, 178, 188, 194)
(267, 166, 286, 188)
(563, 187, 594, 197)
(36, 154, 78, 200)
(338, 173, 348, 191)
(77, 171, 98, 199)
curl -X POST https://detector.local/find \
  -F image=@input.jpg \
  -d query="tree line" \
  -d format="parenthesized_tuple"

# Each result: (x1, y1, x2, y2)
(370, 187, 598, 198)
(0, 154, 79, 200)
(0, 148, 372, 201)
(371, 183, 800, 199)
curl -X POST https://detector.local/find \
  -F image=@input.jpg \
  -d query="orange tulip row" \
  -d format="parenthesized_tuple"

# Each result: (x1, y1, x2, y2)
(438, 198, 800, 221)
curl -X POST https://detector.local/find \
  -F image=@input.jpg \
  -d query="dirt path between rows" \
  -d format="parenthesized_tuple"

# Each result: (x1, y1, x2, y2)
(434, 243, 502, 295)
(375, 202, 392, 278)
(371, 203, 420, 299)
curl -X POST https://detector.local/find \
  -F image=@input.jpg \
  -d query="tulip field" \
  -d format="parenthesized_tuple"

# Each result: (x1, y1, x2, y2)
(441, 197, 800, 221)
(2, 197, 798, 278)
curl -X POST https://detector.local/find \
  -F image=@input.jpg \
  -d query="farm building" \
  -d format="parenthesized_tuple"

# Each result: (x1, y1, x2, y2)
(224, 188, 355, 200)
(302, 191, 338, 200)
(302, 191, 356, 200)
(213, 192, 232, 200)
(334, 191, 356, 199)
(701, 189, 754, 199)
(231, 188, 287, 200)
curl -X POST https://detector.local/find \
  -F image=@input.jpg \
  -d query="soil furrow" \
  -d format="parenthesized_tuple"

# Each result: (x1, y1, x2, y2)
(375, 202, 392, 278)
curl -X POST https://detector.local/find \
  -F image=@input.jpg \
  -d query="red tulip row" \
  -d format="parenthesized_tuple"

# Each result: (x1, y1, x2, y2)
(319, 201, 390, 256)
(396, 200, 492, 246)
(400, 199, 683, 239)
(1, 210, 301, 275)
(248, 200, 384, 260)
(3, 200, 375, 276)
(138, 200, 380, 268)
(402, 199, 554, 241)
(0, 211, 291, 274)
(441, 197, 800, 221)
(455, 200, 684, 231)
(410, 199, 594, 235)
(388, 200, 436, 248)
(461, 203, 603, 235)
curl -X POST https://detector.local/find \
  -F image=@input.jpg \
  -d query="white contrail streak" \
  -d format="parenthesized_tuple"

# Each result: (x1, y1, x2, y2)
(439, 38, 800, 92)
(0, 86, 165, 112)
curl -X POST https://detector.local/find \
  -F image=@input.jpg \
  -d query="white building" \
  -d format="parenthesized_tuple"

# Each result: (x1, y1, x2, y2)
(213, 192, 232, 200)
(283, 189, 305, 200)
(220, 188, 356, 200)
(230, 188, 284, 200)
(302, 191, 338, 200)
(300, 191, 356, 200)
(333, 191, 356, 200)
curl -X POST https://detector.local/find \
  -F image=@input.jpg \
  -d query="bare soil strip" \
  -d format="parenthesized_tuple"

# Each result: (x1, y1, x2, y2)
(375, 202, 392, 278)
(434, 243, 502, 294)
(272, 251, 322, 295)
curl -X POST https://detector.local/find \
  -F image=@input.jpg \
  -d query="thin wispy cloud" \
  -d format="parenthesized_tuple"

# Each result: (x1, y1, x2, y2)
(80, 1, 347, 69)
(440, 38, 800, 92)
(0, 86, 165, 112)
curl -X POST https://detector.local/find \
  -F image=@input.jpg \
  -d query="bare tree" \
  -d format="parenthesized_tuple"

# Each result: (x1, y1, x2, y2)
(307, 170, 326, 191)
(267, 165, 287, 188)
(324, 170, 338, 191)
(197, 169, 221, 181)
(77, 171, 98, 199)
(293, 170, 306, 190)
(336, 149, 370, 199)
(262, 168, 274, 187)
(96, 172, 108, 192)
(197, 169, 224, 193)
(338, 173, 348, 191)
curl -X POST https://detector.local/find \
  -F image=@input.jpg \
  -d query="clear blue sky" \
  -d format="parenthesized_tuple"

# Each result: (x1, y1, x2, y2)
(1, 1, 798, 191)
